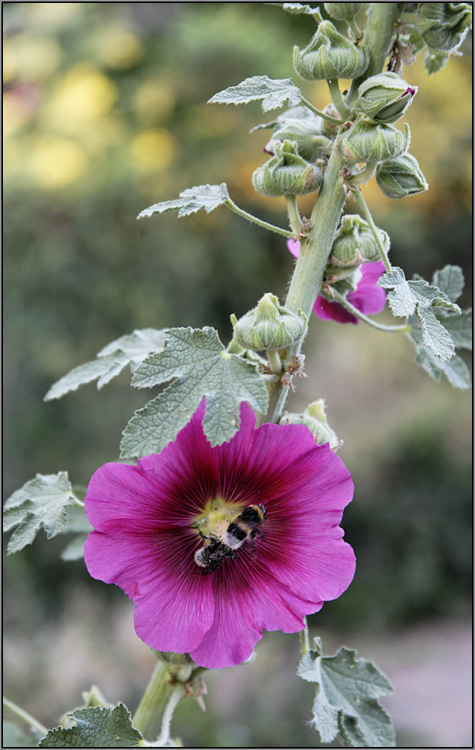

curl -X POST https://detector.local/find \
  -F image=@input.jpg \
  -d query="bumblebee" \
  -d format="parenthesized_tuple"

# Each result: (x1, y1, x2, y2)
(194, 503, 267, 574)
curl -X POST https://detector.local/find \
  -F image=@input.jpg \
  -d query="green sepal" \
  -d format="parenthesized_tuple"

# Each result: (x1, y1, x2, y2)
(417, 2, 472, 53)
(376, 153, 428, 199)
(336, 120, 410, 164)
(356, 72, 417, 124)
(252, 140, 322, 197)
(293, 20, 367, 81)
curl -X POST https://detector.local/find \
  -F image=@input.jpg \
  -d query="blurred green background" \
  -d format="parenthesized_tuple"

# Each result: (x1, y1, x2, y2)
(3, 3, 472, 747)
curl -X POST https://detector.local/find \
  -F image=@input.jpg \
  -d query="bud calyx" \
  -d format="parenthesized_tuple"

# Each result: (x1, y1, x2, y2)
(376, 153, 429, 199)
(231, 293, 307, 352)
(293, 20, 367, 81)
(252, 140, 322, 197)
(356, 72, 417, 124)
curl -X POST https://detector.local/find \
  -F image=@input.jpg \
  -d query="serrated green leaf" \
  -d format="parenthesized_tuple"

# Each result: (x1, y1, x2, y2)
(437, 309, 472, 351)
(417, 306, 455, 361)
(44, 329, 166, 401)
(407, 317, 471, 389)
(38, 704, 143, 748)
(432, 265, 465, 302)
(298, 639, 395, 747)
(137, 183, 229, 220)
(121, 326, 269, 458)
(57, 505, 93, 561)
(377, 267, 415, 316)
(208, 75, 302, 112)
(3, 473, 77, 555)
(282, 3, 323, 21)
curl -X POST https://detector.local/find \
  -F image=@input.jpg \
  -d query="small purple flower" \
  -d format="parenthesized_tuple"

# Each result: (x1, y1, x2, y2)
(287, 239, 386, 325)
(84, 403, 355, 669)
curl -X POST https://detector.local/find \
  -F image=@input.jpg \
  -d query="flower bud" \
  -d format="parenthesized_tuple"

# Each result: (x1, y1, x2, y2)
(417, 2, 472, 52)
(376, 153, 429, 200)
(335, 119, 410, 164)
(231, 293, 307, 352)
(265, 109, 331, 162)
(252, 140, 322, 197)
(329, 213, 390, 269)
(324, 3, 362, 21)
(293, 20, 367, 81)
(280, 400, 342, 450)
(356, 72, 417, 124)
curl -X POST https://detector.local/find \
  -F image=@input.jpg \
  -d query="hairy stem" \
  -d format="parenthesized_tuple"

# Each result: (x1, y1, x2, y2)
(300, 95, 344, 125)
(3, 697, 48, 737)
(225, 198, 295, 238)
(327, 79, 350, 119)
(286, 195, 303, 235)
(323, 287, 410, 332)
(133, 661, 176, 741)
(352, 186, 392, 272)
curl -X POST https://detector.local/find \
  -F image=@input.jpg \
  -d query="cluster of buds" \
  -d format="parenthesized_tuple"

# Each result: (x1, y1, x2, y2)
(252, 140, 323, 197)
(324, 214, 389, 283)
(231, 293, 307, 352)
(335, 120, 410, 164)
(264, 107, 331, 163)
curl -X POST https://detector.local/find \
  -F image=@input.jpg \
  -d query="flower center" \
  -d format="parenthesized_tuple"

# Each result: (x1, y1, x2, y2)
(193, 496, 242, 541)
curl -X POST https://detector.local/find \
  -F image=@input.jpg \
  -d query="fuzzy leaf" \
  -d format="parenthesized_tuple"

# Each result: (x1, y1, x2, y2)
(417, 306, 455, 361)
(208, 75, 302, 112)
(137, 183, 229, 220)
(3, 473, 78, 554)
(438, 309, 472, 350)
(121, 326, 268, 458)
(38, 704, 143, 748)
(432, 264, 465, 302)
(44, 329, 166, 401)
(424, 49, 449, 74)
(378, 266, 461, 319)
(282, 3, 323, 21)
(58, 503, 94, 561)
(407, 317, 471, 389)
(298, 638, 395, 747)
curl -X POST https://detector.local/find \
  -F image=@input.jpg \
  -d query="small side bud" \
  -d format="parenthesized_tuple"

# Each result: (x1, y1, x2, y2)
(252, 140, 322, 197)
(293, 20, 367, 81)
(232, 293, 307, 352)
(417, 2, 472, 53)
(324, 3, 362, 21)
(335, 119, 410, 164)
(329, 213, 390, 269)
(356, 72, 417, 124)
(265, 109, 331, 162)
(376, 153, 429, 199)
(280, 399, 342, 450)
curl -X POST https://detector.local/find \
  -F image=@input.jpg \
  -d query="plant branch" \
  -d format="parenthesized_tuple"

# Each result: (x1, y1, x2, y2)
(300, 95, 344, 125)
(3, 697, 48, 737)
(322, 287, 410, 332)
(285, 195, 303, 235)
(327, 79, 350, 119)
(351, 186, 392, 272)
(224, 198, 295, 238)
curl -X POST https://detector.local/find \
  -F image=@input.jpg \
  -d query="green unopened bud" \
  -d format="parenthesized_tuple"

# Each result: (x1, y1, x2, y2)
(231, 293, 306, 352)
(324, 3, 362, 21)
(293, 20, 367, 81)
(335, 119, 410, 163)
(280, 399, 342, 450)
(376, 153, 429, 199)
(252, 140, 322, 197)
(356, 72, 417, 124)
(265, 110, 330, 162)
(328, 213, 390, 270)
(417, 2, 472, 52)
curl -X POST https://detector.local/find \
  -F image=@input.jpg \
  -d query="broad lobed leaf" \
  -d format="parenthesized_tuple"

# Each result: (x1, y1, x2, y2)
(3, 472, 78, 555)
(298, 638, 395, 747)
(137, 183, 229, 220)
(208, 75, 302, 112)
(38, 704, 143, 748)
(121, 326, 269, 458)
(44, 328, 166, 401)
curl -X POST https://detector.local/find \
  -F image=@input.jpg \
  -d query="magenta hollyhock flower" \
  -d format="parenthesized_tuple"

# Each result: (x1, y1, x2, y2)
(287, 239, 386, 324)
(84, 402, 355, 669)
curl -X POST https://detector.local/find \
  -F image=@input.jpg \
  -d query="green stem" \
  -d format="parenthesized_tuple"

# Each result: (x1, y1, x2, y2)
(347, 16, 361, 41)
(3, 697, 48, 737)
(267, 349, 283, 375)
(327, 79, 350, 119)
(132, 661, 176, 741)
(74, 498, 85, 509)
(285, 195, 303, 235)
(352, 186, 392, 272)
(300, 95, 344, 126)
(323, 288, 410, 332)
(225, 198, 295, 238)
(347, 160, 377, 186)
(300, 617, 310, 657)
(154, 685, 185, 746)
(347, 2, 400, 108)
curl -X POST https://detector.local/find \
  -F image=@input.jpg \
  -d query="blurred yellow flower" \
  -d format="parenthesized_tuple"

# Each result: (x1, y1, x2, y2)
(134, 80, 175, 124)
(130, 128, 178, 171)
(29, 136, 88, 188)
(3, 35, 62, 83)
(90, 26, 145, 70)
(42, 64, 118, 134)
(23, 3, 82, 28)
